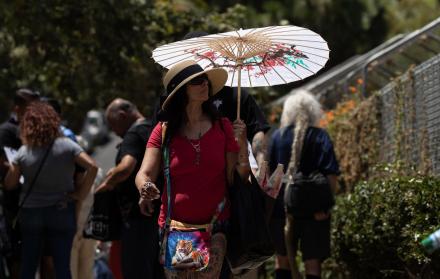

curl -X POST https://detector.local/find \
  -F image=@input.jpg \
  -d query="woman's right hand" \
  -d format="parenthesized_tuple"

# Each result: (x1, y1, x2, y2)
(140, 181, 160, 200)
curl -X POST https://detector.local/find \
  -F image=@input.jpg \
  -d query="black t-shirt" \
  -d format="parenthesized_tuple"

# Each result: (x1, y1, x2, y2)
(0, 117, 21, 151)
(211, 86, 270, 142)
(115, 119, 154, 219)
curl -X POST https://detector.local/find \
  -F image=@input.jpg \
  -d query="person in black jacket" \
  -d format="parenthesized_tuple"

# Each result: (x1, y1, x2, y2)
(97, 98, 162, 279)
(0, 88, 40, 279)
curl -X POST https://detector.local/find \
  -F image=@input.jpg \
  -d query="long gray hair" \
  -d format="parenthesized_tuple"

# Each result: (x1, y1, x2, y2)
(280, 90, 323, 176)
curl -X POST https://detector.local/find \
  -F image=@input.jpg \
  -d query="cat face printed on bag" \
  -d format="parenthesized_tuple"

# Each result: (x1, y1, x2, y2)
(172, 239, 205, 268)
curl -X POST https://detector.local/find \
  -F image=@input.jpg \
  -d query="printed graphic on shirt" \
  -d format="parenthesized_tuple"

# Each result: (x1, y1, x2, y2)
(213, 99, 223, 109)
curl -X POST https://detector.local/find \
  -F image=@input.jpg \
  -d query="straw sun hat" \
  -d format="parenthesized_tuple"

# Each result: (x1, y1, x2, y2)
(162, 60, 228, 110)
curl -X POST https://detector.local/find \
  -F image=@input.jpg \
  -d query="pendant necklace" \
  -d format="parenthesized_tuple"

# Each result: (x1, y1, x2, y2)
(187, 128, 202, 166)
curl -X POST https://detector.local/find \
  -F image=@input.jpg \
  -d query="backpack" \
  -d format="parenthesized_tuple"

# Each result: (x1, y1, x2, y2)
(283, 128, 335, 217)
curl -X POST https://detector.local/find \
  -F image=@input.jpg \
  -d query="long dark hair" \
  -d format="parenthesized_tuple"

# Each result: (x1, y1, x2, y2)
(163, 82, 219, 143)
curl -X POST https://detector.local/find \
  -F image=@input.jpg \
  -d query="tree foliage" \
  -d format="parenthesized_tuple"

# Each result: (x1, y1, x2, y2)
(208, 0, 440, 66)
(0, 0, 439, 129)
(0, 0, 246, 130)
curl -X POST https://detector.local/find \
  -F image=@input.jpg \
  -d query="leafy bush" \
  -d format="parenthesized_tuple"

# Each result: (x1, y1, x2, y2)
(326, 93, 381, 192)
(329, 166, 440, 278)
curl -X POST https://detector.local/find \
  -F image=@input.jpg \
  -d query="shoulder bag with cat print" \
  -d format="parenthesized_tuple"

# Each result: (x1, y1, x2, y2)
(159, 138, 225, 271)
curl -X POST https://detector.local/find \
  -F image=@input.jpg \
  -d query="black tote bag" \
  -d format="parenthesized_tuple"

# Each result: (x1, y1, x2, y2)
(83, 191, 122, 241)
(284, 171, 335, 217)
(226, 171, 275, 275)
(283, 127, 335, 217)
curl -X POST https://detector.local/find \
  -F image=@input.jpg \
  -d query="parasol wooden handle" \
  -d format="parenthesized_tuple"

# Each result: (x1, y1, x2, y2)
(236, 65, 242, 120)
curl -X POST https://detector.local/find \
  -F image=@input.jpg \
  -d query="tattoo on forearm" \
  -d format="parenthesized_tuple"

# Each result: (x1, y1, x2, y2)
(253, 139, 263, 153)
(252, 132, 266, 157)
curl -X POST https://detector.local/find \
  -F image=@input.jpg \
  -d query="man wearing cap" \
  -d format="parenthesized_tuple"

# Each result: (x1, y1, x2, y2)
(0, 88, 40, 279)
(97, 98, 161, 279)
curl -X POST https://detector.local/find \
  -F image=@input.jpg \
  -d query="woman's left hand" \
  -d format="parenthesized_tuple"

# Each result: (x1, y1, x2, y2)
(233, 119, 247, 147)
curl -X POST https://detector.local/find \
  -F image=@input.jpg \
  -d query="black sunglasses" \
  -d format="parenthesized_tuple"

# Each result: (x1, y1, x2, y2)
(188, 74, 208, 86)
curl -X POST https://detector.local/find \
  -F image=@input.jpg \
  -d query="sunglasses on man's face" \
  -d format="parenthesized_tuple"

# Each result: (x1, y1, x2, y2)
(188, 74, 208, 86)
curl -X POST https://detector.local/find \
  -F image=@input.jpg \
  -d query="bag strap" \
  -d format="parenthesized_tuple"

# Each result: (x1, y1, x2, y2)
(209, 118, 227, 226)
(162, 122, 225, 232)
(163, 140, 172, 231)
(13, 140, 54, 226)
(209, 198, 226, 229)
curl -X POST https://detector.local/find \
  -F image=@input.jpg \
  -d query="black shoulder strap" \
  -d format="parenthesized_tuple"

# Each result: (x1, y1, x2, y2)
(14, 140, 54, 226)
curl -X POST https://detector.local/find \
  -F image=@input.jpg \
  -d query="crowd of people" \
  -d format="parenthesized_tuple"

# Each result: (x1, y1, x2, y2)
(0, 37, 339, 279)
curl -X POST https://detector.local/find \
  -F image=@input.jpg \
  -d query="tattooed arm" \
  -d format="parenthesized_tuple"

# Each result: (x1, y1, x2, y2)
(252, 131, 267, 167)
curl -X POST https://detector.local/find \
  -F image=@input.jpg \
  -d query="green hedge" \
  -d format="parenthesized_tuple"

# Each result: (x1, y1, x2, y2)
(328, 167, 440, 278)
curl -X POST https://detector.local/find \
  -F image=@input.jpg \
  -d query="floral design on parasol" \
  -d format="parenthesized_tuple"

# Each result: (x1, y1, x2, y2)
(152, 25, 329, 119)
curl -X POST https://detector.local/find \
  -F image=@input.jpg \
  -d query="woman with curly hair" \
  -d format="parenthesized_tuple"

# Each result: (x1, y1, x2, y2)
(5, 101, 98, 279)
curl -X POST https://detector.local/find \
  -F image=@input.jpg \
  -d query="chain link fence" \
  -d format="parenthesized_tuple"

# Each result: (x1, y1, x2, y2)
(378, 54, 440, 176)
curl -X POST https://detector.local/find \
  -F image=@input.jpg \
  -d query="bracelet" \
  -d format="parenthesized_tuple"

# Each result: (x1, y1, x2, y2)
(142, 181, 155, 189)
